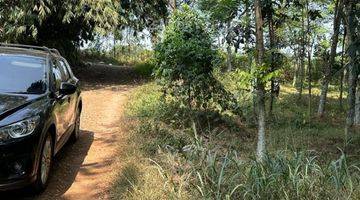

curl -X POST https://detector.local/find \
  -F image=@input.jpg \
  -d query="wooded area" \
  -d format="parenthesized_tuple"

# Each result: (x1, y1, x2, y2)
(1, 0, 359, 199)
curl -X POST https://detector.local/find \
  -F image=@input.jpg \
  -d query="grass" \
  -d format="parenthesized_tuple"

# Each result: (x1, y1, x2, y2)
(110, 77, 360, 199)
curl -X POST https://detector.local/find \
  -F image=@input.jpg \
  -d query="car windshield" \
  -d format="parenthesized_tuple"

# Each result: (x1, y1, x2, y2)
(0, 54, 47, 94)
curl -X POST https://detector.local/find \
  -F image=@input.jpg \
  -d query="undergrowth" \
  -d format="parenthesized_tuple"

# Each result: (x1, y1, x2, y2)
(111, 82, 360, 200)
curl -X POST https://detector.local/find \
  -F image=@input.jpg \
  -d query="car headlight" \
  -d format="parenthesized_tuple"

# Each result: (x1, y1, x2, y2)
(0, 116, 40, 141)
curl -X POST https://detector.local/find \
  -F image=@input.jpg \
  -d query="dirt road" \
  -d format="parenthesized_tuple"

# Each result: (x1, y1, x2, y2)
(3, 64, 142, 200)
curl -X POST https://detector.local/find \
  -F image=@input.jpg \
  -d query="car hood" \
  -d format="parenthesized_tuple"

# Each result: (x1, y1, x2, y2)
(0, 93, 43, 120)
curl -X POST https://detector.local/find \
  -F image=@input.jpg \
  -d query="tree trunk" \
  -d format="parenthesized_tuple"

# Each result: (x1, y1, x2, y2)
(306, 0, 312, 122)
(346, 62, 357, 132)
(170, 0, 176, 10)
(340, 70, 345, 108)
(292, 46, 299, 87)
(298, 12, 306, 99)
(268, 3, 277, 117)
(257, 85, 266, 160)
(356, 80, 360, 126)
(254, 0, 266, 161)
(113, 34, 116, 58)
(307, 40, 313, 122)
(226, 44, 232, 71)
(339, 27, 346, 109)
(318, 0, 342, 117)
(345, 0, 358, 134)
(226, 21, 233, 72)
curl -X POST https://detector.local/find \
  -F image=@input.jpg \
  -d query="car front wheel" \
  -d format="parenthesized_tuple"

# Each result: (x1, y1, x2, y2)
(33, 134, 53, 192)
(70, 109, 81, 142)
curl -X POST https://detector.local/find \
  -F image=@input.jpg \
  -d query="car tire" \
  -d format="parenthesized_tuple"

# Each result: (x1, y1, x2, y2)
(70, 109, 81, 142)
(32, 133, 53, 193)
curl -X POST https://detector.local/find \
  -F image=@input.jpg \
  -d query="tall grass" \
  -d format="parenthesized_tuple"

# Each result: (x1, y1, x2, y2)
(112, 82, 360, 200)
(149, 135, 360, 199)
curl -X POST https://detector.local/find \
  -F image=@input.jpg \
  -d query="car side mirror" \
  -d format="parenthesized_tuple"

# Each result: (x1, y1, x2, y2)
(59, 82, 77, 95)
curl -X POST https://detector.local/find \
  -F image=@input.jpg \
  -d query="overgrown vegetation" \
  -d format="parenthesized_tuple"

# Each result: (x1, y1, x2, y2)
(114, 81, 360, 199)
(1, 0, 359, 199)
(154, 6, 239, 115)
(110, 3, 360, 199)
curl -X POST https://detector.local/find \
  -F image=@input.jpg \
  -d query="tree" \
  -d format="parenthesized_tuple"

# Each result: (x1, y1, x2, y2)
(317, 0, 343, 117)
(262, 0, 288, 116)
(198, 0, 242, 71)
(339, 25, 347, 109)
(118, 0, 168, 45)
(356, 80, 360, 126)
(154, 5, 218, 109)
(154, 4, 241, 120)
(344, 0, 359, 132)
(0, 0, 118, 64)
(254, 0, 267, 160)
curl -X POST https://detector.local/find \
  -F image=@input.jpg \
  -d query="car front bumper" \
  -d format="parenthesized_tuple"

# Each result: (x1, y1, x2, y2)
(0, 131, 41, 191)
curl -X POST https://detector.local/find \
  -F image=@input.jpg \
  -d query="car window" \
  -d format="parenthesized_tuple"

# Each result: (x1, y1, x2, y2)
(61, 59, 74, 77)
(57, 60, 70, 81)
(0, 54, 47, 94)
(52, 60, 62, 91)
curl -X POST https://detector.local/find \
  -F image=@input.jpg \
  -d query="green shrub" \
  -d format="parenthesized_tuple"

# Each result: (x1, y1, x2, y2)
(154, 5, 222, 110)
(134, 61, 155, 77)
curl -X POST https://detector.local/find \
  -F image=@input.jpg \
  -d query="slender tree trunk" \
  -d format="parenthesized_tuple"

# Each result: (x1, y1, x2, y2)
(356, 80, 360, 126)
(340, 70, 345, 108)
(226, 21, 233, 72)
(293, 46, 299, 87)
(298, 12, 306, 99)
(170, 0, 176, 10)
(307, 40, 313, 122)
(113, 34, 116, 58)
(306, 0, 312, 122)
(318, 0, 342, 117)
(345, 0, 358, 134)
(244, 0, 256, 119)
(346, 61, 357, 132)
(339, 26, 347, 109)
(254, 0, 266, 160)
(268, 3, 276, 117)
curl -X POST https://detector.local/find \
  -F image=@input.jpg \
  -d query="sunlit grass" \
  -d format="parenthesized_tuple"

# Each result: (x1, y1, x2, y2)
(111, 79, 360, 199)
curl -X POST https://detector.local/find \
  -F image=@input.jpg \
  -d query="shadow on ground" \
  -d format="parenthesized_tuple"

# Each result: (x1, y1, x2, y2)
(74, 64, 147, 91)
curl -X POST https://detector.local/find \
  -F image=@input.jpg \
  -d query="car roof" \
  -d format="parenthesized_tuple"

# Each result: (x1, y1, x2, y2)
(0, 43, 62, 59)
(0, 47, 52, 59)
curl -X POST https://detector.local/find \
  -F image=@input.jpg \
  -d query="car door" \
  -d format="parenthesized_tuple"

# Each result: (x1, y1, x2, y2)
(57, 59, 78, 128)
(51, 58, 72, 142)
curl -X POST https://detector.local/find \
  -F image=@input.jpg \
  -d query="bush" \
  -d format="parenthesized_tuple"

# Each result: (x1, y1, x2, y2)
(154, 5, 220, 109)
(134, 61, 156, 77)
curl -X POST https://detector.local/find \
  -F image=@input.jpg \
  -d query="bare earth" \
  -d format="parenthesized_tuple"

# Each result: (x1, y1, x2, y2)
(2, 64, 142, 200)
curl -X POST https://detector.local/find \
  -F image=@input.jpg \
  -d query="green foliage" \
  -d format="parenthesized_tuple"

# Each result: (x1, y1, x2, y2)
(0, 0, 118, 64)
(0, 0, 118, 40)
(134, 61, 156, 78)
(115, 47, 154, 66)
(154, 5, 224, 110)
(118, 0, 168, 38)
(198, 0, 241, 23)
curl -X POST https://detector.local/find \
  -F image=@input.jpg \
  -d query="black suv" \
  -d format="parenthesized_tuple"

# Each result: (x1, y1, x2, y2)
(0, 44, 82, 192)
